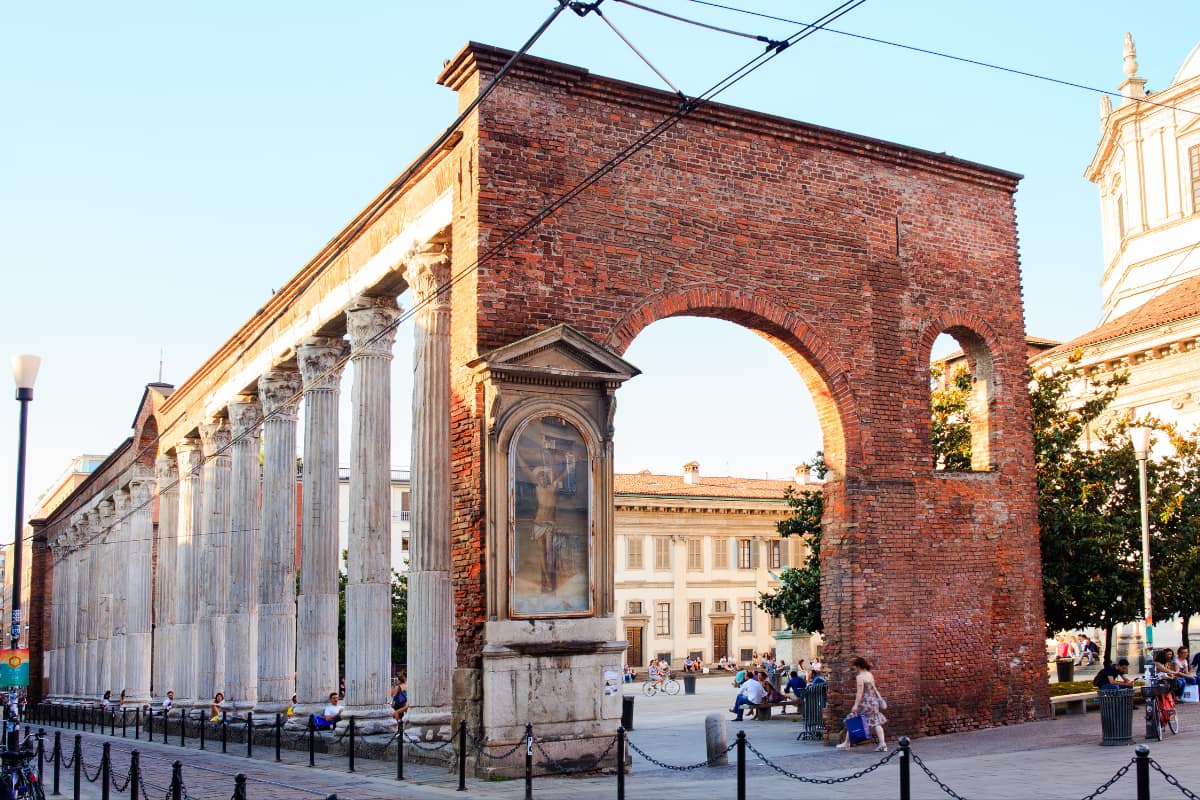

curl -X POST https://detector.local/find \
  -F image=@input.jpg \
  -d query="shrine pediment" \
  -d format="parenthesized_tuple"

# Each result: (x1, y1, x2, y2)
(469, 324, 640, 386)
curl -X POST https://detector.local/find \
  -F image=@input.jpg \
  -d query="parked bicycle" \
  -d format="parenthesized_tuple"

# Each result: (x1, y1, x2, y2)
(0, 730, 45, 800)
(642, 673, 680, 697)
(1144, 678, 1179, 741)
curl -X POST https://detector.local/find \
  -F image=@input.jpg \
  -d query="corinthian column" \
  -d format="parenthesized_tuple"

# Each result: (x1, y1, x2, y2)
(110, 489, 131, 697)
(407, 250, 454, 733)
(293, 337, 348, 724)
(175, 437, 204, 706)
(93, 501, 114, 697)
(226, 397, 262, 711)
(256, 366, 302, 712)
(73, 516, 91, 699)
(126, 467, 155, 704)
(345, 294, 400, 730)
(153, 455, 179, 701)
(198, 417, 232, 701)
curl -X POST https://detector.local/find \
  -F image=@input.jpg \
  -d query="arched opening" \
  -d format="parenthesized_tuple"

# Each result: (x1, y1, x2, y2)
(929, 327, 996, 472)
(137, 415, 159, 467)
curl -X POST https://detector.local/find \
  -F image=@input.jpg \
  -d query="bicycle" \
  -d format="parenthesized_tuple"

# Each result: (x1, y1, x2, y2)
(642, 673, 680, 697)
(1144, 678, 1180, 741)
(0, 730, 45, 800)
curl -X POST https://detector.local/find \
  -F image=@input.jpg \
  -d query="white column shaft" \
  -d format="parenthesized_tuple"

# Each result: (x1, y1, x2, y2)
(126, 472, 155, 704)
(199, 418, 232, 702)
(226, 399, 262, 710)
(153, 456, 179, 701)
(175, 439, 204, 705)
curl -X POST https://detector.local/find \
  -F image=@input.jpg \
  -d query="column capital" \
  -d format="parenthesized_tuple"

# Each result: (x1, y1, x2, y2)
(113, 488, 131, 516)
(298, 336, 350, 391)
(99, 497, 116, 530)
(176, 436, 204, 477)
(228, 395, 263, 438)
(259, 367, 302, 419)
(129, 475, 154, 508)
(409, 245, 451, 307)
(200, 416, 232, 459)
(155, 453, 178, 486)
(346, 295, 401, 357)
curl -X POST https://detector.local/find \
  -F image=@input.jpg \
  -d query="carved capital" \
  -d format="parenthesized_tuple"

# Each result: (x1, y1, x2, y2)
(297, 336, 350, 391)
(228, 395, 263, 439)
(98, 498, 116, 531)
(258, 367, 303, 418)
(346, 295, 401, 356)
(129, 477, 153, 508)
(113, 489, 131, 516)
(176, 436, 204, 478)
(155, 453, 178, 486)
(200, 416, 232, 458)
(409, 245, 451, 308)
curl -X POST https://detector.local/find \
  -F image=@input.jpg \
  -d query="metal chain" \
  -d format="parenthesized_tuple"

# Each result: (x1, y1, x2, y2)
(909, 751, 971, 800)
(400, 732, 454, 752)
(531, 734, 618, 774)
(60, 745, 76, 769)
(469, 731, 528, 762)
(81, 757, 103, 783)
(625, 736, 732, 771)
(745, 740, 896, 784)
(111, 768, 132, 792)
(1076, 758, 1135, 800)
(1150, 758, 1200, 800)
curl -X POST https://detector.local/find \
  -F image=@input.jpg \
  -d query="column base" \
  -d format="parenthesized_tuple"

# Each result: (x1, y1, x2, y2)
(343, 705, 396, 735)
(284, 704, 324, 731)
(252, 701, 290, 718)
(404, 707, 453, 742)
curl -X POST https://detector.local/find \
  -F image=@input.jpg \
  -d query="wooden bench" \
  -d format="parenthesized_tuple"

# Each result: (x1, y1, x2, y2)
(1050, 691, 1098, 715)
(749, 698, 803, 720)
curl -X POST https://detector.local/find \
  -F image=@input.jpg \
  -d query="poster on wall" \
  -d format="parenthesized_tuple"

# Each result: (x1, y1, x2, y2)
(0, 649, 30, 687)
(511, 414, 591, 617)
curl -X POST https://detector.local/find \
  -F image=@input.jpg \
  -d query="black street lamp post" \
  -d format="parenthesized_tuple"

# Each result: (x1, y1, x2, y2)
(8, 355, 39, 749)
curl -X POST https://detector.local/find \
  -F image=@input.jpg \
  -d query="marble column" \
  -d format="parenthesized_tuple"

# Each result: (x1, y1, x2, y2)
(90, 503, 111, 697)
(72, 517, 90, 700)
(294, 337, 348, 723)
(153, 454, 179, 700)
(345, 294, 400, 729)
(126, 467, 155, 704)
(198, 417, 232, 702)
(406, 251, 454, 732)
(256, 366, 302, 713)
(110, 489, 131, 697)
(226, 397, 262, 711)
(175, 437, 204, 706)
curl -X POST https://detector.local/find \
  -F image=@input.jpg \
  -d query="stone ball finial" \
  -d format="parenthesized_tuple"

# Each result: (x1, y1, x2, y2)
(1123, 32, 1139, 78)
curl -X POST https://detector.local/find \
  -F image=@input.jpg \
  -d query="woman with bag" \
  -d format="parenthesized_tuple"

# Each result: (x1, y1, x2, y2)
(836, 656, 889, 752)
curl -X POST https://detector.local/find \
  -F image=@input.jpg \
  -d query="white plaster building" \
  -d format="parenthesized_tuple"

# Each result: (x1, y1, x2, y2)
(337, 468, 411, 574)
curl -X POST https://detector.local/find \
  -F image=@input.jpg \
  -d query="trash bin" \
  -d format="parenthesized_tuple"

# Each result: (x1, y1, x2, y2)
(683, 675, 697, 695)
(1099, 687, 1134, 746)
(1056, 658, 1075, 683)
(621, 695, 635, 731)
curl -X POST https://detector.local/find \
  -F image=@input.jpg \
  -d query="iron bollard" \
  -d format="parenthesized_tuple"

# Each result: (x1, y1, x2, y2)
(246, 712, 253, 758)
(524, 723, 534, 800)
(222, 712, 228, 754)
(179, 710, 185, 748)
(736, 730, 746, 800)
(199, 711, 206, 750)
(36, 728, 45, 782)
(274, 714, 281, 763)
(616, 726, 625, 800)
(233, 774, 246, 800)
(1136, 744, 1150, 800)
(53, 730, 62, 796)
(134, 707, 140, 741)
(396, 718, 404, 781)
(899, 736, 911, 800)
(145, 707, 151, 741)
(347, 717, 355, 773)
(162, 709, 168, 745)
(121, 708, 127, 738)
(101, 742, 111, 800)
(111, 709, 117, 737)
(130, 751, 140, 800)
(72, 735, 82, 800)
(170, 761, 182, 800)
(308, 716, 315, 768)
(457, 719, 467, 791)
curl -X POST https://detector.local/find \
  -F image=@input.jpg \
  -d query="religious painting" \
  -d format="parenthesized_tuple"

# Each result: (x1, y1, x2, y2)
(510, 414, 592, 617)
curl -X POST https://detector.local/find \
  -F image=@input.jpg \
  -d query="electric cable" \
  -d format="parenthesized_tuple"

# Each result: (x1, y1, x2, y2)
(613, 0, 783, 47)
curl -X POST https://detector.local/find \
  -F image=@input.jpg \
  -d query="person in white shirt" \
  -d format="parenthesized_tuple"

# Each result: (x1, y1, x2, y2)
(161, 691, 174, 715)
(322, 692, 344, 725)
(730, 671, 766, 721)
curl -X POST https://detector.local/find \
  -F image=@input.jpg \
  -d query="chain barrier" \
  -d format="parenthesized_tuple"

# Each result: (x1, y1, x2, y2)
(744, 739, 897, 784)
(399, 732, 454, 752)
(625, 736, 731, 771)
(111, 767, 132, 793)
(531, 734, 618, 774)
(60, 743, 76, 769)
(468, 731, 527, 762)
(1150, 758, 1200, 800)
(1077, 757, 1136, 800)
(909, 750, 971, 800)
(80, 753, 104, 784)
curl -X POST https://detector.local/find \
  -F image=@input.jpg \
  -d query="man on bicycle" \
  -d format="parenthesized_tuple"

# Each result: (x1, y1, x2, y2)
(648, 659, 666, 693)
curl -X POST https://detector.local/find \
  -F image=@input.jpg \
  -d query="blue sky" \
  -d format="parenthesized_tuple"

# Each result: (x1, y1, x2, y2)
(2, 1, 1199, 530)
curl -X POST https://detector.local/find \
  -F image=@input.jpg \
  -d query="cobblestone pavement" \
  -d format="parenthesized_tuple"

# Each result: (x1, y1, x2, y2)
(30, 677, 1200, 799)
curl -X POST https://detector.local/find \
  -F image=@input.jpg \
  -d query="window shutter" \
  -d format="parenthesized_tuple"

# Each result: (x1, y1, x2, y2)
(751, 540, 761, 569)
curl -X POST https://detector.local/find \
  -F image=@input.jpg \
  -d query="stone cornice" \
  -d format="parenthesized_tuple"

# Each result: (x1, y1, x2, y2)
(1035, 322, 1200, 377)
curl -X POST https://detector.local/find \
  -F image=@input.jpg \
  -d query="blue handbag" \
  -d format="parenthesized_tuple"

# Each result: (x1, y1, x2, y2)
(845, 713, 870, 744)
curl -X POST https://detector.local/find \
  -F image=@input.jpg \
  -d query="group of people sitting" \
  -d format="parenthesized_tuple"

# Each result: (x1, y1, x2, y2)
(729, 660, 826, 721)
(1094, 647, 1200, 698)
(1055, 633, 1101, 666)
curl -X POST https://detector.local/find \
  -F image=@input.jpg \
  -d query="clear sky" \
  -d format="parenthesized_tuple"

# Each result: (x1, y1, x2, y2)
(2, 1, 1198, 534)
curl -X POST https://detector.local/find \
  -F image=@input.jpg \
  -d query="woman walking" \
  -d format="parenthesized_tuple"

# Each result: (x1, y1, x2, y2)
(837, 656, 888, 752)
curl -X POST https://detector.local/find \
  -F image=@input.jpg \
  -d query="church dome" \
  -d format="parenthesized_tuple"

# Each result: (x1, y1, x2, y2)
(1173, 39, 1200, 85)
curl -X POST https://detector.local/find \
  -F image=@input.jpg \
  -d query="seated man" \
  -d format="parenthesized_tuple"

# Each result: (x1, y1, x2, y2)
(785, 669, 807, 696)
(316, 692, 344, 730)
(683, 656, 694, 673)
(730, 671, 766, 721)
(1093, 658, 1133, 691)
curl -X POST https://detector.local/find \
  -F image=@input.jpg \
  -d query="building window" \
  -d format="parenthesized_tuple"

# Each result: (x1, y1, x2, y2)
(713, 538, 729, 569)
(770, 614, 786, 631)
(626, 536, 643, 570)
(713, 600, 728, 614)
(740, 648, 754, 663)
(655, 537, 671, 571)
(688, 602, 703, 635)
(1191, 145, 1200, 213)
(628, 600, 643, 615)
(687, 538, 703, 571)
(655, 602, 671, 636)
(740, 601, 754, 632)
(768, 540, 781, 570)
(738, 540, 759, 570)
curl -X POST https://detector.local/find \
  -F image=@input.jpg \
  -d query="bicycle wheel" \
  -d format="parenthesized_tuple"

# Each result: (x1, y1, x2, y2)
(664, 679, 680, 696)
(16, 771, 43, 800)
(1167, 706, 1180, 735)
(642, 681, 657, 697)
(1147, 703, 1163, 741)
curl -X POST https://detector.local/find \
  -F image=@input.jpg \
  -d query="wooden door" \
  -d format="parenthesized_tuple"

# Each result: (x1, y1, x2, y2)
(625, 626, 643, 667)
(713, 623, 729, 662)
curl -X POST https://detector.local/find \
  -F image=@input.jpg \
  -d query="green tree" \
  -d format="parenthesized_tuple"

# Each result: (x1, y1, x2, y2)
(930, 363, 973, 470)
(1140, 425, 1200, 645)
(757, 453, 826, 633)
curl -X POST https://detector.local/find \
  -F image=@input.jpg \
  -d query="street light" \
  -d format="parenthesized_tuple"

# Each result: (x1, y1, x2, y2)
(10, 355, 39, 658)
(1128, 424, 1153, 681)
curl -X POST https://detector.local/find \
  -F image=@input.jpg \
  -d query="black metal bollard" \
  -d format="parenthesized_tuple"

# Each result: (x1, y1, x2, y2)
(308, 716, 315, 768)
(222, 712, 228, 754)
(101, 742, 111, 800)
(1136, 744, 1150, 800)
(170, 761, 182, 800)
(736, 730, 746, 800)
(457, 719, 467, 791)
(616, 726, 625, 800)
(111, 709, 116, 737)
(347, 717, 355, 773)
(162, 709, 167, 745)
(396, 718, 404, 781)
(199, 711, 206, 750)
(179, 710, 185, 748)
(274, 714, 281, 763)
(233, 774, 246, 800)
(899, 736, 911, 800)
(130, 751, 140, 800)
(121, 709, 127, 738)
(245, 712, 253, 758)
(524, 723, 534, 800)
(145, 707, 151, 741)
(36, 728, 45, 782)
(134, 707, 140, 741)
(72, 735, 82, 800)
(53, 730, 62, 796)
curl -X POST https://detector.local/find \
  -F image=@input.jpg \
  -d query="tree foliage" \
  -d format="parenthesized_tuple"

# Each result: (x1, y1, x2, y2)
(757, 453, 826, 633)
(930, 363, 973, 470)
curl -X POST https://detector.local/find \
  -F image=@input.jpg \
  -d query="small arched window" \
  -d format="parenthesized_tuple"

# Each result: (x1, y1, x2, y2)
(929, 328, 995, 472)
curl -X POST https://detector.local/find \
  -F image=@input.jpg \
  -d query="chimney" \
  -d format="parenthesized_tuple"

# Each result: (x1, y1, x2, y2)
(794, 465, 809, 485)
(682, 461, 701, 485)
